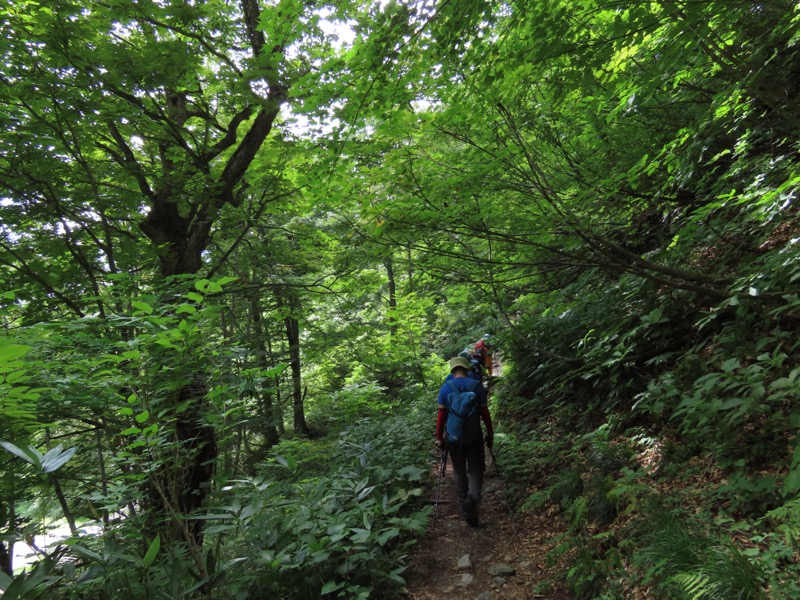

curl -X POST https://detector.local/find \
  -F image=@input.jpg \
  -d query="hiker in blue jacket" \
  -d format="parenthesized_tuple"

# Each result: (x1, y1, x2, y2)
(436, 356, 494, 527)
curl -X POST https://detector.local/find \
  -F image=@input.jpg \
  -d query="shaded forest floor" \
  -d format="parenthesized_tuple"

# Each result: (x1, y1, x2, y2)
(405, 450, 571, 599)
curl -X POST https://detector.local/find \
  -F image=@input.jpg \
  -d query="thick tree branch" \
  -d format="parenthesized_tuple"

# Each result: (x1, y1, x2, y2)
(202, 106, 255, 161)
(103, 122, 154, 199)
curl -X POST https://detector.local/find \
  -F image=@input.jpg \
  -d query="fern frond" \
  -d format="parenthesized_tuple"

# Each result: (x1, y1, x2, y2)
(671, 571, 720, 600)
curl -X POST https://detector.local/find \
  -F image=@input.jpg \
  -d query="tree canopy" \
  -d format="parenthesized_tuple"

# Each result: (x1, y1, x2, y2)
(1, 1, 799, 598)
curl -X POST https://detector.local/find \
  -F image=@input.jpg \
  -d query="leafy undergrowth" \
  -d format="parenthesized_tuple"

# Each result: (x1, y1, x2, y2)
(493, 422, 800, 599)
(1, 389, 433, 600)
(206, 405, 432, 599)
(491, 219, 800, 598)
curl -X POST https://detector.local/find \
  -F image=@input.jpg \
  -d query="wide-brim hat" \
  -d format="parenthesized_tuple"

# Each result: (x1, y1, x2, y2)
(449, 356, 470, 372)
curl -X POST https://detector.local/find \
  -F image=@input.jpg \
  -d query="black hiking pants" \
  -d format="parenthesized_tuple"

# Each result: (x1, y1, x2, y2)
(447, 439, 485, 506)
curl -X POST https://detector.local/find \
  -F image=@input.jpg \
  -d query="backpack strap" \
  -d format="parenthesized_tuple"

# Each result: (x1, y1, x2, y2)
(446, 378, 479, 400)
(463, 377, 480, 394)
(446, 379, 460, 396)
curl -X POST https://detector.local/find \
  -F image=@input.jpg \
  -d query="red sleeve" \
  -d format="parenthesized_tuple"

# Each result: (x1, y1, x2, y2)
(480, 405, 493, 436)
(436, 407, 446, 441)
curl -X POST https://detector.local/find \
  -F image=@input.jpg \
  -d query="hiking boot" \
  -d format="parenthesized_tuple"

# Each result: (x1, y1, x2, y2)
(462, 496, 479, 527)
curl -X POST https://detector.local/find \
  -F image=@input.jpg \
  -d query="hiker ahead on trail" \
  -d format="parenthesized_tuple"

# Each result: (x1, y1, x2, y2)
(473, 333, 495, 376)
(436, 356, 494, 527)
(446, 350, 485, 383)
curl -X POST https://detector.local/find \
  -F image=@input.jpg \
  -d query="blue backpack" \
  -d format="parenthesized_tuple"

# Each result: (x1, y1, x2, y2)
(445, 379, 481, 444)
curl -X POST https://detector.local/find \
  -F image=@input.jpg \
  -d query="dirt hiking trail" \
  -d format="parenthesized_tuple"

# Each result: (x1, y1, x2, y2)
(405, 450, 571, 600)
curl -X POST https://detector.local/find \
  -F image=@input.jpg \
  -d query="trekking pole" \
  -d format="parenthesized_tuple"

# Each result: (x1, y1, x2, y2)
(433, 445, 448, 529)
(488, 444, 516, 533)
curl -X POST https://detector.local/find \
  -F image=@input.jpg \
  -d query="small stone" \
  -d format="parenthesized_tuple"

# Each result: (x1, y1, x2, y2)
(457, 554, 473, 572)
(491, 576, 507, 588)
(474, 592, 494, 600)
(457, 573, 474, 588)
(481, 553, 494, 563)
(518, 560, 531, 569)
(488, 563, 516, 577)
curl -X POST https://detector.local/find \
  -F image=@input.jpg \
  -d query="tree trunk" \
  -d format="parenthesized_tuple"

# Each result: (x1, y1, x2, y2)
(0, 479, 12, 576)
(95, 423, 110, 525)
(44, 429, 77, 535)
(385, 256, 398, 338)
(135, 86, 284, 550)
(251, 292, 280, 447)
(0, 541, 9, 577)
(268, 334, 286, 434)
(284, 308, 310, 435)
(51, 476, 77, 535)
(406, 244, 414, 294)
(172, 381, 217, 545)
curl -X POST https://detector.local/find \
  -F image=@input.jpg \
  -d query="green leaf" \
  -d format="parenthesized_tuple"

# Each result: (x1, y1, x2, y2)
(275, 455, 298, 471)
(321, 580, 346, 595)
(41, 444, 64, 466)
(0, 441, 41, 468)
(357, 485, 376, 501)
(4, 371, 27, 384)
(397, 465, 424, 481)
(719, 398, 745, 411)
(0, 343, 30, 363)
(142, 534, 161, 568)
(71, 544, 102, 561)
(142, 423, 159, 438)
(41, 446, 77, 473)
(783, 468, 800, 495)
(134, 411, 150, 423)
(375, 527, 400, 546)
(265, 362, 290, 378)
(175, 303, 197, 315)
(131, 301, 153, 314)
(0, 569, 11, 591)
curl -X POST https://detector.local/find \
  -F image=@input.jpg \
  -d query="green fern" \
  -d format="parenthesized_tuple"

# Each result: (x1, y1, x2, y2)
(585, 473, 618, 525)
(670, 572, 720, 600)
(763, 496, 800, 535)
(638, 518, 765, 599)
(547, 467, 584, 510)
(639, 517, 710, 576)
